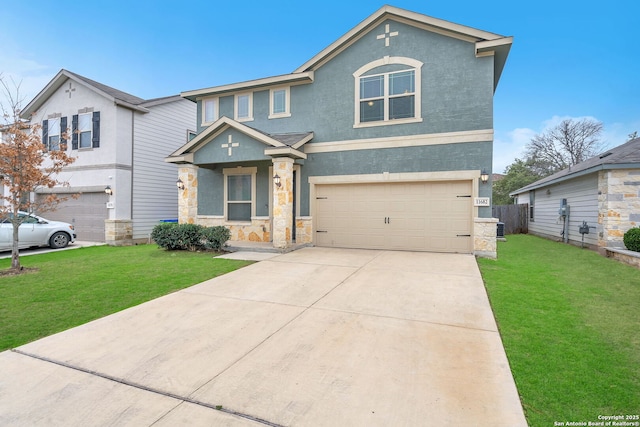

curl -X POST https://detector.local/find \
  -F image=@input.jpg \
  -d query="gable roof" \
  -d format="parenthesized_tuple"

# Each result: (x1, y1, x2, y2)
(295, 5, 512, 90)
(165, 116, 311, 163)
(510, 137, 640, 195)
(182, 5, 512, 99)
(20, 69, 181, 118)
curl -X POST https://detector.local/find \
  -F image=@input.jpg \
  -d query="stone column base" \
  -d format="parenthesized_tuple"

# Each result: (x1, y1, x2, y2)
(105, 219, 133, 246)
(474, 217, 498, 259)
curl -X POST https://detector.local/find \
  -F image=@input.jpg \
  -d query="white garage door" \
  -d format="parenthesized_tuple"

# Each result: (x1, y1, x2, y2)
(36, 192, 108, 242)
(315, 181, 472, 253)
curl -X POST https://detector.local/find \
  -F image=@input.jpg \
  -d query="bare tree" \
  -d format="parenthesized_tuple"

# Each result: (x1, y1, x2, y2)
(526, 118, 605, 176)
(0, 76, 76, 272)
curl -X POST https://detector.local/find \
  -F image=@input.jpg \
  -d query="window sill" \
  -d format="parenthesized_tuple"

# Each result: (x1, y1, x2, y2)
(268, 113, 291, 119)
(353, 117, 423, 129)
(235, 117, 254, 123)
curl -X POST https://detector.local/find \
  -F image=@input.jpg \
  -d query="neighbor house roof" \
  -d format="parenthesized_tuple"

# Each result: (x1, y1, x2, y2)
(510, 137, 640, 195)
(20, 69, 182, 118)
(181, 5, 512, 100)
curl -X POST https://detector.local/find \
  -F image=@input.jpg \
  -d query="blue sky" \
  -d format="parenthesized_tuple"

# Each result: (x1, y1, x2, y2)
(1, 0, 638, 173)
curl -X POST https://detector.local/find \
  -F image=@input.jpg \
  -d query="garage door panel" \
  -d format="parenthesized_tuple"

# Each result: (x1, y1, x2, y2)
(36, 192, 107, 242)
(315, 181, 472, 253)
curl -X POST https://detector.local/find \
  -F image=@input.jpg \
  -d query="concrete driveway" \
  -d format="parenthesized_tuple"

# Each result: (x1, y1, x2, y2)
(0, 247, 527, 426)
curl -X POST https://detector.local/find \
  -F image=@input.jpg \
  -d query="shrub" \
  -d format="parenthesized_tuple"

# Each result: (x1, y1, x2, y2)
(151, 223, 231, 252)
(151, 223, 182, 250)
(201, 226, 231, 251)
(623, 227, 640, 252)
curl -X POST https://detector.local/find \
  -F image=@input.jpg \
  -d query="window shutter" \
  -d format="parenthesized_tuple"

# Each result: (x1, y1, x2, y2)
(92, 111, 100, 148)
(60, 116, 67, 148)
(42, 120, 48, 148)
(71, 115, 78, 149)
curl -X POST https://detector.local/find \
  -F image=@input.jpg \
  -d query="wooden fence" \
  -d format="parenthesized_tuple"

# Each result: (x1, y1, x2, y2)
(492, 204, 529, 235)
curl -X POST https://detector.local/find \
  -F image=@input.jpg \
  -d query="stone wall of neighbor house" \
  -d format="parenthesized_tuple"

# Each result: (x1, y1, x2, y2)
(598, 169, 640, 249)
(474, 217, 498, 259)
(105, 219, 132, 246)
(605, 248, 640, 269)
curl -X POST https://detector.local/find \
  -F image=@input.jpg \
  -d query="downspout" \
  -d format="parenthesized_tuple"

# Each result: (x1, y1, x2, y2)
(130, 109, 134, 230)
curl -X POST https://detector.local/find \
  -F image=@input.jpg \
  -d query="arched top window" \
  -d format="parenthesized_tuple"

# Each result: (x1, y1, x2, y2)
(353, 56, 423, 128)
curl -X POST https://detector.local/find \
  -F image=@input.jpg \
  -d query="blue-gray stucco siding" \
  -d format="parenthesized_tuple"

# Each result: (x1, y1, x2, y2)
(193, 18, 497, 219)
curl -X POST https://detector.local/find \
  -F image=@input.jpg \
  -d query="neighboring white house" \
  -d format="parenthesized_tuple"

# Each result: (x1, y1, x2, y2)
(510, 137, 640, 252)
(18, 69, 196, 244)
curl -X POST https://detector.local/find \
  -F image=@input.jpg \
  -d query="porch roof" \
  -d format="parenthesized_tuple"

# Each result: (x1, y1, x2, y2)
(165, 117, 312, 164)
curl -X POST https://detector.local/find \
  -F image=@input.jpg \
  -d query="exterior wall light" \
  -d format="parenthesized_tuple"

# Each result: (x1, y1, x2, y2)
(274, 173, 281, 188)
(105, 185, 113, 195)
(480, 169, 489, 184)
(176, 178, 185, 190)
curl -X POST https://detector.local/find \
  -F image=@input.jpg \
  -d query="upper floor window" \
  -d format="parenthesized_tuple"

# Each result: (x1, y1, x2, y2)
(235, 93, 253, 122)
(269, 87, 291, 119)
(202, 97, 218, 124)
(47, 118, 61, 151)
(71, 111, 100, 149)
(42, 116, 67, 151)
(353, 56, 423, 128)
(78, 113, 92, 148)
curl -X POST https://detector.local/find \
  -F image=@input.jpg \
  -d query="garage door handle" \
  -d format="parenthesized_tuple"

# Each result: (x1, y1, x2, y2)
(457, 234, 471, 237)
(384, 217, 390, 224)
(316, 230, 328, 233)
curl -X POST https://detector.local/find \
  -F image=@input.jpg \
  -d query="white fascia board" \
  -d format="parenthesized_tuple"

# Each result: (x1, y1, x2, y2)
(264, 147, 307, 159)
(114, 99, 150, 113)
(291, 132, 315, 149)
(476, 36, 514, 54)
(181, 72, 314, 100)
(164, 153, 194, 164)
(169, 117, 286, 158)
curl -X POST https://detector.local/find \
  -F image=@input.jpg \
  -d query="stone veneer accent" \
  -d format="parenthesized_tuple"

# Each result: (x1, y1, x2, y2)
(474, 217, 498, 259)
(196, 216, 271, 242)
(295, 217, 313, 244)
(272, 158, 294, 249)
(105, 219, 132, 246)
(178, 165, 198, 225)
(598, 169, 640, 250)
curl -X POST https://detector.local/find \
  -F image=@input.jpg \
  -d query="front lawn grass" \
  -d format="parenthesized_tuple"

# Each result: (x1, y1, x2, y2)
(0, 244, 252, 351)
(477, 235, 639, 427)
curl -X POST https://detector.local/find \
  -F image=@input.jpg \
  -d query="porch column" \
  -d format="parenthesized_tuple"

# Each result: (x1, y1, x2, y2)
(272, 157, 294, 249)
(178, 164, 198, 224)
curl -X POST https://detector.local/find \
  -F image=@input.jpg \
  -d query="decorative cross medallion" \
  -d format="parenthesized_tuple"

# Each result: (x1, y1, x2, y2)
(65, 82, 76, 98)
(376, 24, 398, 47)
(221, 134, 239, 156)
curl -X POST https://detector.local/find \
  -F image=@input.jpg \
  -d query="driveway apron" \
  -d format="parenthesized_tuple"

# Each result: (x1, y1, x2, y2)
(0, 247, 527, 426)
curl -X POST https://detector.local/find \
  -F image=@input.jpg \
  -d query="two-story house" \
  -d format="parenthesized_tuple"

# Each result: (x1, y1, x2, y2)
(19, 69, 196, 244)
(167, 5, 512, 258)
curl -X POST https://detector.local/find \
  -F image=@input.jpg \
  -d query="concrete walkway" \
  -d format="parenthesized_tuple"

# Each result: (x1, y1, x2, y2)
(0, 247, 527, 426)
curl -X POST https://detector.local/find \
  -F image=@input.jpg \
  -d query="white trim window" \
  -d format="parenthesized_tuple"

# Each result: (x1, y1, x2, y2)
(235, 93, 253, 122)
(223, 166, 257, 222)
(78, 113, 92, 148)
(269, 87, 291, 119)
(353, 56, 423, 128)
(202, 97, 218, 125)
(47, 118, 61, 151)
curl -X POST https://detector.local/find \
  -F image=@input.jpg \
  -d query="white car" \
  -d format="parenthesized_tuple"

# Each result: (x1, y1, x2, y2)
(0, 212, 76, 251)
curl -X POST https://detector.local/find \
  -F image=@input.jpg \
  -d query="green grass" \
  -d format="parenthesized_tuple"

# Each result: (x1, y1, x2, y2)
(0, 245, 252, 351)
(477, 235, 640, 426)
